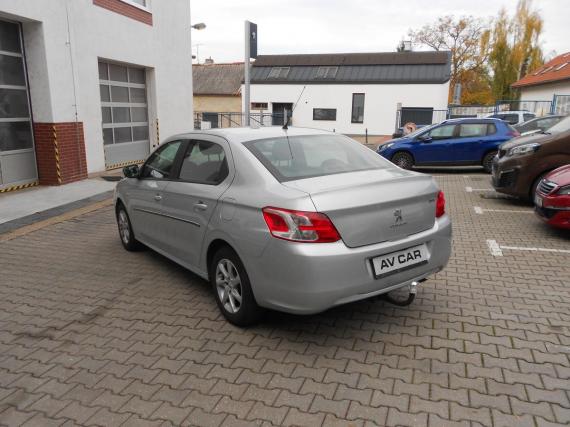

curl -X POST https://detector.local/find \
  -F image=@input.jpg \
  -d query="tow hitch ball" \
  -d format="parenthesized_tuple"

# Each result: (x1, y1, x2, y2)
(381, 280, 422, 306)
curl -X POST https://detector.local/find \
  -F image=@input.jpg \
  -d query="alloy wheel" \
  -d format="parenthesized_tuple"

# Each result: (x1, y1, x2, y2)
(118, 210, 130, 245)
(215, 259, 243, 314)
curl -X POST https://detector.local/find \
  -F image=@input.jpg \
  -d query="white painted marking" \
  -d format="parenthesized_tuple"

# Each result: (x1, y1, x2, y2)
(474, 206, 532, 214)
(487, 240, 570, 257)
(487, 240, 503, 256)
(500, 245, 570, 254)
(466, 186, 494, 193)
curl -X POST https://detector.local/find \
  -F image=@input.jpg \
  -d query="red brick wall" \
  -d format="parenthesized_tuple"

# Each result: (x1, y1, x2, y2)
(33, 123, 88, 186)
(93, 0, 153, 25)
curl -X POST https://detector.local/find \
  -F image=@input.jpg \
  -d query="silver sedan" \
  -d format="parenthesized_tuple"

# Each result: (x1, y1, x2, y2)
(115, 127, 452, 325)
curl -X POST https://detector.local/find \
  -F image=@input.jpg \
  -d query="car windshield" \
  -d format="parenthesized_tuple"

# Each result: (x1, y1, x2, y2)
(245, 134, 389, 181)
(545, 116, 570, 134)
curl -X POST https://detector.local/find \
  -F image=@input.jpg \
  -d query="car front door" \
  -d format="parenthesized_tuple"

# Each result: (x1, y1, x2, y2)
(127, 140, 184, 248)
(159, 136, 233, 270)
(412, 124, 457, 164)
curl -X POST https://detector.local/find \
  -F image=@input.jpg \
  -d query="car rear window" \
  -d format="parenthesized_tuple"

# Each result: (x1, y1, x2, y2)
(245, 134, 389, 182)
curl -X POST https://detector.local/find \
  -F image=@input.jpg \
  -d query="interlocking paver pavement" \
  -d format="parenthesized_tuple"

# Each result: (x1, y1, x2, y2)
(1, 171, 569, 426)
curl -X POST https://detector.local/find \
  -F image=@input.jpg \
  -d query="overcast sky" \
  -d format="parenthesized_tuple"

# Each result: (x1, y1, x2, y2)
(190, 0, 567, 64)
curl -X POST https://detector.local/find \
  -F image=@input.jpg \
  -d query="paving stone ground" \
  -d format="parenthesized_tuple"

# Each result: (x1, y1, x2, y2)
(0, 171, 569, 427)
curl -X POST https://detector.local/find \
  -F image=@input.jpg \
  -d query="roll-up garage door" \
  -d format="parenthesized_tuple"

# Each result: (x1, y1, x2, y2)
(0, 19, 38, 190)
(98, 61, 150, 169)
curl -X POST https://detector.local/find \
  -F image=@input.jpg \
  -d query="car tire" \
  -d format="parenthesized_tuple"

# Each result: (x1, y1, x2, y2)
(116, 203, 143, 251)
(530, 172, 548, 203)
(482, 151, 497, 174)
(210, 246, 262, 327)
(391, 152, 414, 170)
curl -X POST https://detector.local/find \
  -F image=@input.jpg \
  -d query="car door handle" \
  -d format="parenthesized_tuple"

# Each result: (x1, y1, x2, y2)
(154, 194, 162, 201)
(194, 201, 208, 211)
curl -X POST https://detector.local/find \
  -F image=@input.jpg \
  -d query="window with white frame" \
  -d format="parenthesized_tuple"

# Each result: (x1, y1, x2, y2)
(98, 61, 149, 146)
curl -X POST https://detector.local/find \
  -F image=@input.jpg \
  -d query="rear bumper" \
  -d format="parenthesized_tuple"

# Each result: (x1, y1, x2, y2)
(247, 216, 452, 314)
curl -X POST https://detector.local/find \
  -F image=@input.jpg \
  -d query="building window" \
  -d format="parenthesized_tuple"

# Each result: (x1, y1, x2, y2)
(98, 61, 149, 146)
(120, 0, 149, 9)
(351, 93, 365, 123)
(313, 108, 337, 121)
(267, 67, 290, 79)
(314, 66, 338, 79)
(251, 102, 268, 110)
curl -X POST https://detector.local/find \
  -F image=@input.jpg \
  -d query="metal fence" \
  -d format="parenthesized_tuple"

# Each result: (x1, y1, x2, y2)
(194, 112, 286, 129)
(553, 95, 570, 115)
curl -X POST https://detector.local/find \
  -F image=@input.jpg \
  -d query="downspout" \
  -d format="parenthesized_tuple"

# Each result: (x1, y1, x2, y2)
(65, 0, 85, 180)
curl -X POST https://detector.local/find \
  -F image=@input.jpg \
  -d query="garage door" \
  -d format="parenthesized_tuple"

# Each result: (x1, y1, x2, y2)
(99, 61, 150, 169)
(0, 19, 37, 190)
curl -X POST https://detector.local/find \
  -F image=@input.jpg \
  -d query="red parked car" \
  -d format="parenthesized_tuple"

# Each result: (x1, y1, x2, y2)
(534, 165, 570, 229)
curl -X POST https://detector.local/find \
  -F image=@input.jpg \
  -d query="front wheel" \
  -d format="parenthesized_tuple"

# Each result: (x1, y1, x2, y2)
(210, 246, 261, 326)
(482, 151, 497, 174)
(391, 152, 414, 170)
(116, 204, 143, 251)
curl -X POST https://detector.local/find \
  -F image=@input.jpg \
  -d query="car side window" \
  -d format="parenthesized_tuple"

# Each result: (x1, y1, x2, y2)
(486, 124, 497, 135)
(141, 141, 182, 179)
(427, 125, 455, 140)
(504, 114, 518, 124)
(523, 114, 535, 122)
(458, 124, 487, 138)
(178, 140, 229, 185)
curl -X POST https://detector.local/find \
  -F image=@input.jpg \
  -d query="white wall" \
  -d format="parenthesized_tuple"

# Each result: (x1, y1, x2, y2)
(519, 81, 570, 101)
(243, 82, 450, 135)
(0, 0, 193, 173)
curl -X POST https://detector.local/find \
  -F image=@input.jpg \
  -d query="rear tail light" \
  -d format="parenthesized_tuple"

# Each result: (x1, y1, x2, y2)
(508, 130, 520, 138)
(436, 191, 445, 218)
(262, 207, 341, 243)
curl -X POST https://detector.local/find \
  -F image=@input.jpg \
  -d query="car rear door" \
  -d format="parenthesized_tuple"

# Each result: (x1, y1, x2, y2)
(412, 124, 457, 164)
(159, 135, 234, 270)
(453, 122, 494, 162)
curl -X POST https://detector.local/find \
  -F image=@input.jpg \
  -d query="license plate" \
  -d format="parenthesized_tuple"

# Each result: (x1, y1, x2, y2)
(371, 244, 429, 278)
(534, 195, 543, 207)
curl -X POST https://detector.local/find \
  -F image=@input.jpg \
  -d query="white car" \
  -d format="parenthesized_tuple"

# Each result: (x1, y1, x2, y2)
(486, 111, 535, 125)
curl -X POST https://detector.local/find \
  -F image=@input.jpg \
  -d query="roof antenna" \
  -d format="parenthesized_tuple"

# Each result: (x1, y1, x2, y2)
(282, 85, 306, 130)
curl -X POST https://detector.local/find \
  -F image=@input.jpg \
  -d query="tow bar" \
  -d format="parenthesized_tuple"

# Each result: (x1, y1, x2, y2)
(381, 280, 421, 307)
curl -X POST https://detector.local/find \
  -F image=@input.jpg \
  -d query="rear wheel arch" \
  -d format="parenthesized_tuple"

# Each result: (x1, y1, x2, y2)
(206, 239, 238, 275)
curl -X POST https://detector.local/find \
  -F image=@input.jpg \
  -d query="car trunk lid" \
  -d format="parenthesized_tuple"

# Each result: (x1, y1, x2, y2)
(283, 169, 438, 248)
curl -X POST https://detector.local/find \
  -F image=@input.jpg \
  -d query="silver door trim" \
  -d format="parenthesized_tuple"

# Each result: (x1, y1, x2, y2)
(134, 207, 201, 228)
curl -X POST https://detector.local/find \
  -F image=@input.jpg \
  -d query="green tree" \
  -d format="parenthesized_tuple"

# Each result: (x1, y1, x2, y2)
(489, 0, 544, 100)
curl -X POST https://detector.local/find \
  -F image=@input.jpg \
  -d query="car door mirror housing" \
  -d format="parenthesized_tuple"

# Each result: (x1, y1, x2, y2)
(123, 164, 140, 178)
(417, 135, 433, 143)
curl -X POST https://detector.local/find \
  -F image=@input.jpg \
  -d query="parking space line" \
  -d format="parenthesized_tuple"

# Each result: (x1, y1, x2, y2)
(474, 206, 533, 214)
(466, 186, 494, 193)
(486, 239, 503, 256)
(487, 239, 570, 257)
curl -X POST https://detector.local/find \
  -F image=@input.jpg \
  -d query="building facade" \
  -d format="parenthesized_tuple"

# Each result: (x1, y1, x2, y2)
(0, 0, 193, 191)
(193, 62, 243, 128)
(243, 52, 451, 140)
(512, 52, 570, 115)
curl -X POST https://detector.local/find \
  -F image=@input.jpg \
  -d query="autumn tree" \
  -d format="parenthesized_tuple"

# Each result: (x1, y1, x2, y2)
(489, 0, 544, 100)
(408, 15, 491, 104)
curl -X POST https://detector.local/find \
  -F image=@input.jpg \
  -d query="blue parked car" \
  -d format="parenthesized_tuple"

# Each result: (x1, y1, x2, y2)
(377, 118, 519, 173)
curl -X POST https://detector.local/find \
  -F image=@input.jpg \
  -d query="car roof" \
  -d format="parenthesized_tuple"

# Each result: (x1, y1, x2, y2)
(441, 118, 505, 124)
(165, 126, 334, 144)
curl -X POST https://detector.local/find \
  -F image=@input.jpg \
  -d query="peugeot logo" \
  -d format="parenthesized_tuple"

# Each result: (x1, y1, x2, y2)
(394, 209, 403, 224)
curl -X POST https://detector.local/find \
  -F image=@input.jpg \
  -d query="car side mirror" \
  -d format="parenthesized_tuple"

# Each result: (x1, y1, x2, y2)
(123, 164, 140, 178)
(417, 135, 433, 143)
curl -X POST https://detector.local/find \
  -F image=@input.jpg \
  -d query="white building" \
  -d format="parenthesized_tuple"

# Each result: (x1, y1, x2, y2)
(0, 0, 193, 191)
(243, 52, 451, 142)
(512, 51, 570, 115)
